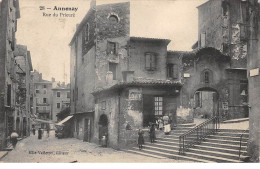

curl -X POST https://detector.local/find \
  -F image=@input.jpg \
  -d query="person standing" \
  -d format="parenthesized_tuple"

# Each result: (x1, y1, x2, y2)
(10, 130, 19, 149)
(32, 125, 35, 135)
(38, 128, 42, 139)
(149, 124, 156, 143)
(137, 129, 144, 150)
(46, 124, 50, 137)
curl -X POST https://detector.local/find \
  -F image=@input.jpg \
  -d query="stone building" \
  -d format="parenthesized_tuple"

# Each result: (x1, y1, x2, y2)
(51, 84, 70, 122)
(0, 0, 21, 150)
(13, 45, 33, 138)
(31, 70, 53, 126)
(190, 0, 249, 120)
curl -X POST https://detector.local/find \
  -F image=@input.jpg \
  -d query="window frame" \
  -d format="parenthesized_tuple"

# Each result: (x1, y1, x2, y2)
(57, 103, 61, 109)
(57, 91, 61, 98)
(145, 52, 157, 71)
(154, 96, 163, 116)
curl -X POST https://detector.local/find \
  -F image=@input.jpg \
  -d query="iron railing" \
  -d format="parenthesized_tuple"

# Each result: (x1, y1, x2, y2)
(179, 116, 220, 154)
(238, 128, 249, 160)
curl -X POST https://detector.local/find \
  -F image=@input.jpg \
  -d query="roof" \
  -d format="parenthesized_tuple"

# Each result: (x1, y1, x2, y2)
(92, 79, 182, 95)
(52, 87, 70, 90)
(130, 37, 171, 45)
(27, 51, 33, 71)
(56, 115, 73, 126)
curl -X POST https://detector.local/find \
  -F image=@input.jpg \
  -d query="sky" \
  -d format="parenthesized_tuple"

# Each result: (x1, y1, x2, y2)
(16, 0, 208, 83)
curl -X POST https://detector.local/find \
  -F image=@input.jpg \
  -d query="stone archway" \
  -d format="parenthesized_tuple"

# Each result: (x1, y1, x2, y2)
(193, 87, 219, 119)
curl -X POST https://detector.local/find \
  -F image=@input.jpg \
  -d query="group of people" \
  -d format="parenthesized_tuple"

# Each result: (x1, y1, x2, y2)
(32, 124, 50, 139)
(137, 115, 173, 150)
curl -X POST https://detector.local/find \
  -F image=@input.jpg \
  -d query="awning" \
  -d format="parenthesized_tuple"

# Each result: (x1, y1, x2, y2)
(56, 115, 73, 126)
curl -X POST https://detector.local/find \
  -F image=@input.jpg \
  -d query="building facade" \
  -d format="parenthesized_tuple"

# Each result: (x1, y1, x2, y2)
(0, 0, 21, 150)
(31, 70, 53, 125)
(52, 85, 70, 122)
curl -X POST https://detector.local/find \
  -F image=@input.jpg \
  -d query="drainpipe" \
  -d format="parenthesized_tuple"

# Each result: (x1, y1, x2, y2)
(117, 91, 121, 149)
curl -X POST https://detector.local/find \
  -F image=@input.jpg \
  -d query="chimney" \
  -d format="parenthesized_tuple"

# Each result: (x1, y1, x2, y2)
(90, 0, 96, 9)
(39, 73, 42, 81)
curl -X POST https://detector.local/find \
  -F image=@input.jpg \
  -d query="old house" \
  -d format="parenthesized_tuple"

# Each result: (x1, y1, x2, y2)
(14, 45, 33, 137)
(0, 0, 21, 150)
(31, 70, 53, 127)
(189, 0, 249, 120)
(51, 84, 70, 122)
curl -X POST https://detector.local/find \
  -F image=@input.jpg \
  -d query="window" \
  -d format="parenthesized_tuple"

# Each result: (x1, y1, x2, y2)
(154, 97, 163, 116)
(107, 41, 117, 55)
(109, 15, 119, 24)
(7, 84, 11, 106)
(84, 23, 89, 43)
(195, 92, 202, 108)
(43, 98, 47, 104)
(57, 91, 60, 97)
(109, 63, 117, 80)
(204, 71, 209, 83)
(167, 64, 178, 79)
(43, 84, 47, 88)
(35, 89, 40, 94)
(67, 92, 70, 98)
(57, 103, 60, 109)
(145, 52, 156, 71)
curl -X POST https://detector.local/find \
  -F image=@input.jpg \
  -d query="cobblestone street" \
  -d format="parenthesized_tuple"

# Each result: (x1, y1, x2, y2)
(0, 131, 189, 163)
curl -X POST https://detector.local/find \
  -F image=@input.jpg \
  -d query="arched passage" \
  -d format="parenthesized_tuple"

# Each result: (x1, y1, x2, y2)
(193, 87, 219, 119)
(98, 114, 108, 143)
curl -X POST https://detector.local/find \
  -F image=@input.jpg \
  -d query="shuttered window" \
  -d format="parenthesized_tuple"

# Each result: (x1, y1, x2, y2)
(145, 52, 156, 71)
(167, 64, 178, 79)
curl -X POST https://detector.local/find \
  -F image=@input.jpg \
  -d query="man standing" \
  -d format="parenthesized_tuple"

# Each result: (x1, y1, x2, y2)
(38, 128, 42, 139)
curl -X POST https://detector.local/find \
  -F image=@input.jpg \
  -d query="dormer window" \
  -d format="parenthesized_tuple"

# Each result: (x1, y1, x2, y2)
(145, 52, 156, 71)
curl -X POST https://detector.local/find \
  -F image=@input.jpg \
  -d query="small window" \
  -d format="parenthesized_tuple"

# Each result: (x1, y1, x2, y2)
(154, 97, 163, 116)
(57, 103, 60, 109)
(57, 91, 60, 97)
(109, 15, 118, 24)
(35, 89, 40, 94)
(167, 64, 178, 79)
(43, 84, 47, 88)
(67, 92, 70, 98)
(107, 41, 117, 55)
(204, 71, 209, 83)
(43, 98, 47, 103)
(145, 53, 156, 71)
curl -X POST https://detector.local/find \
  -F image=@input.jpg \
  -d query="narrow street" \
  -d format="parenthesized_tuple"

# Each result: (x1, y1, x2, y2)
(1, 130, 189, 163)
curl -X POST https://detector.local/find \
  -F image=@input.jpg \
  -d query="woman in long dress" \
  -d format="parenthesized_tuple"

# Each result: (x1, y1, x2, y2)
(138, 129, 144, 150)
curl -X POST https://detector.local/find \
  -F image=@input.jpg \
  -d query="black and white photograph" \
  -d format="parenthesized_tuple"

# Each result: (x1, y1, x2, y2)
(0, 0, 260, 164)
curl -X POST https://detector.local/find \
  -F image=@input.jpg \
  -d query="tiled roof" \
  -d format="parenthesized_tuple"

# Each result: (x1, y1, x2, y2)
(130, 36, 171, 44)
(92, 78, 182, 94)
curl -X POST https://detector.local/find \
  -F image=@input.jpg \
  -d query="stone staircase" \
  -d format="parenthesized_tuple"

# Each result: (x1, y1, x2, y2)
(124, 124, 249, 163)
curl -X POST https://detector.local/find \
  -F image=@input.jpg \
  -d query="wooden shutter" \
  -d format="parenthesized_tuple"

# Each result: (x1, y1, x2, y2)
(173, 64, 178, 79)
(151, 54, 156, 70)
(145, 53, 151, 70)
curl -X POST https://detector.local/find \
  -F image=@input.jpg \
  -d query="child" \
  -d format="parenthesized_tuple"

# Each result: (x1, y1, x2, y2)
(138, 129, 144, 150)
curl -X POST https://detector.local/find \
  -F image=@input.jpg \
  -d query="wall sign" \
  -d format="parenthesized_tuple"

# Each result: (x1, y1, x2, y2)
(222, 102, 229, 110)
(184, 73, 190, 78)
(129, 89, 142, 100)
(250, 68, 259, 77)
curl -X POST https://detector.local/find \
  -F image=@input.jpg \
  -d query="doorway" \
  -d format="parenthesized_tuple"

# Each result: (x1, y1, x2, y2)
(194, 88, 219, 119)
(98, 114, 108, 142)
(83, 118, 91, 142)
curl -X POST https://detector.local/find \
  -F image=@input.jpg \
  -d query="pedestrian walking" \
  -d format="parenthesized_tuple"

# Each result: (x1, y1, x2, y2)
(46, 124, 50, 137)
(10, 130, 19, 149)
(137, 129, 144, 150)
(38, 128, 42, 139)
(32, 125, 35, 135)
(149, 124, 156, 143)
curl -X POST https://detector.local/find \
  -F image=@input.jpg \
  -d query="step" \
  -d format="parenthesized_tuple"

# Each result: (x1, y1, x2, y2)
(218, 129, 249, 133)
(131, 147, 216, 163)
(193, 144, 247, 155)
(124, 149, 166, 159)
(177, 123, 196, 127)
(201, 141, 247, 150)
(209, 135, 249, 141)
(216, 131, 249, 138)
(204, 138, 248, 146)
(188, 147, 241, 160)
(182, 150, 242, 163)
